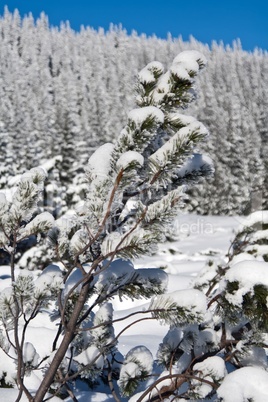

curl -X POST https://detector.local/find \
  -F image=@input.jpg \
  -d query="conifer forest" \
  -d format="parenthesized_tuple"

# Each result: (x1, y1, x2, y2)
(0, 9, 267, 216)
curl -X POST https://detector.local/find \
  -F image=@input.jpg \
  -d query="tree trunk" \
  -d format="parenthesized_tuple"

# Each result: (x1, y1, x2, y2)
(33, 281, 90, 402)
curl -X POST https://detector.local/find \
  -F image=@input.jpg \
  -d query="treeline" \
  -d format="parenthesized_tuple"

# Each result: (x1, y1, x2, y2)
(0, 7, 267, 215)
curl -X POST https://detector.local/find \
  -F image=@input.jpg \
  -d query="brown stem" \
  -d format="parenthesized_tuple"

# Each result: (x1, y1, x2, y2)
(77, 307, 175, 333)
(56, 310, 174, 385)
(33, 279, 92, 402)
(9, 234, 34, 402)
(207, 292, 222, 308)
(107, 359, 121, 402)
(101, 206, 148, 262)
(136, 372, 218, 402)
(52, 369, 79, 402)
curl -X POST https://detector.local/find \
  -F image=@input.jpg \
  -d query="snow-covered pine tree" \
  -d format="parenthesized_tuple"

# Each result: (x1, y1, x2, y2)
(0, 50, 212, 401)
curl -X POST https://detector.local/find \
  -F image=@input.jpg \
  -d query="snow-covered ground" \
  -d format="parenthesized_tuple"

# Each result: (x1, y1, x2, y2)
(0, 213, 240, 402)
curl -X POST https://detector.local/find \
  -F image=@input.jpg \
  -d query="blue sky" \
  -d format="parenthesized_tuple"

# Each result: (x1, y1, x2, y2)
(2, 0, 267, 51)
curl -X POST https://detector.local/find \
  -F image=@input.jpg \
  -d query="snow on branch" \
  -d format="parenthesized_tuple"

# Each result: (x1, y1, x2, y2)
(118, 345, 153, 397)
(172, 50, 207, 74)
(86, 142, 115, 183)
(138, 61, 164, 85)
(116, 151, 144, 171)
(95, 259, 168, 300)
(17, 212, 55, 241)
(113, 106, 165, 159)
(217, 366, 268, 402)
(150, 289, 207, 325)
(137, 50, 207, 109)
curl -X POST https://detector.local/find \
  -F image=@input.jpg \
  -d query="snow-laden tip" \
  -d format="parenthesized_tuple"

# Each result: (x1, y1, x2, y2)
(18, 212, 55, 240)
(86, 143, 114, 181)
(116, 151, 144, 170)
(119, 346, 153, 394)
(170, 63, 191, 80)
(149, 122, 208, 167)
(21, 167, 47, 183)
(178, 153, 214, 177)
(217, 366, 268, 402)
(192, 356, 227, 398)
(128, 106, 164, 129)
(23, 342, 39, 365)
(237, 210, 268, 232)
(193, 356, 227, 380)
(150, 288, 207, 324)
(173, 50, 207, 71)
(166, 112, 197, 126)
(138, 61, 164, 84)
(223, 260, 268, 306)
(74, 346, 104, 369)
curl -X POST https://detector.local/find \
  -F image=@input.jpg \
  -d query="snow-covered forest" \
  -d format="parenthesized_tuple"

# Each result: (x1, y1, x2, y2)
(1, 7, 268, 402)
(0, 8, 267, 216)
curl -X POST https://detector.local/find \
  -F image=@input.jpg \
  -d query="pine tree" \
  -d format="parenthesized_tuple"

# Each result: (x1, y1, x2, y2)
(0, 50, 212, 401)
